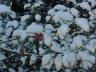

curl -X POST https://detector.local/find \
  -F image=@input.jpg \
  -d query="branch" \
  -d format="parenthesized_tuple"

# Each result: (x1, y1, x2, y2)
(0, 47, 31, 56)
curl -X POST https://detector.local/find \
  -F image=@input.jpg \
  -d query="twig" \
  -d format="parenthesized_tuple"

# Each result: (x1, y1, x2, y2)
(0, 47, 31, 56)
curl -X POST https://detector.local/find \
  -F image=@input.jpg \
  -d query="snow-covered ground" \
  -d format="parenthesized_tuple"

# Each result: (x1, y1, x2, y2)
(0, 0, 96, 72)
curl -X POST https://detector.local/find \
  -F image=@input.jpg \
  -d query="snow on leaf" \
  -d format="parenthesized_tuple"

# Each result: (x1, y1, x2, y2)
(53, 11, 73, 23)
(57, 24, 69, 39)
(21, 14, 30, 22)
(51, 41, 62, 53)
(42, 54, 53, 70)
(63, 52, 76, 67)
(35, 14, 41, 22)
(0, 4, 11, 14)
(26, 22, 43, 34)
(75, 18, 89, 32)
(30, 54, 37, 65)
(6, 20, 19, 29)
(54, 54, 63, 71)
(0, 53, 6, 61)
(70, 35, 83, 50)
(9, 68, 16, 72)
(42, 54, 53, 66)
(44, 30, 52, 47)
(20, 56, 27, 65)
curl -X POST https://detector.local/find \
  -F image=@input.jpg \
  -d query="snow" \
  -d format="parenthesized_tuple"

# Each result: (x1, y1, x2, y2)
(54, 4, 67, 11)
(0, 27, 3, 33)
(42, 54, 53, 69)
(12, 30, 27, 40)
(0, 4, 11, 14)
(44, 30, 52, 47)
(45, 24, 54, 31)
(48, 4, 67, 16)
(43, 59, 53, 70)
(26, 22, 43, 34)
(88, 0, 96, 7)
(85, 39, 96, 53)
(63, 52, 76, 67)
(77, 51, 95, 69)
(0, 20, 2, 27)
(0, 0, 96, 71)
(75, 18, 89, 32)
(78, 2, 91, 11)
(70, 8, 79, 17)
(54, 54, 63, 71)
(51, 41, 62, 53)
(78, 51, 95, 63)
(70, 35, 83, 50)
(6, 20, 19, 29)
(82, 61, 93, 69)
(12, 30, 24, 37)
(9, 68, 16, 72)
(31, 1, 43, 8)
(5, 27, 13, 37)
(24, 3, 31, 9)
(20, 56, 27, 65)
(21, 14, 30, 22)
(57, 24, 69, 39)
(35, 14, 41, 22)
(46, 16, 51, 22)
(0, 53, 6, 61)
(10, 11, 16, 18)
(39, 47, 45, 55)
(42, 54, 52, 65)
(53, 11, 73, 23)
(30, 54, 37, 65)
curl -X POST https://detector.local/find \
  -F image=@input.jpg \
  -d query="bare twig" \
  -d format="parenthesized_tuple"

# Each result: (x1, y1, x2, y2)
(0, 47, 31, 56)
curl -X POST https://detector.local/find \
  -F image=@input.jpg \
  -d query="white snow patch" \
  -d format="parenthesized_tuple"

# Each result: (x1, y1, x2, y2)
(88, 0, 96, 7)
(78, 2, 91, 11)
(0, 53, 6, 61)
(48, 4, 67, 16)
(0, 4, 11, 13)
(70, 8, 79, 17)
(78, 51, 95, 64)
(30, 54, 37, 65)
(6, 27, 13, 37)
(12, 30, 27, 40)
(57, 24, 69, 39)
(39, 47, 45, 55)
(26, 23, 43, 34)
(63, 52, 76, 67)
(24, 3, 31, 9)
(21, 14, 30, 22)
(54, 54, 63, 71)
(53, 11, 73, 23)
(86, 39, 96, 53)
(51, 41, 62, 53)
(54, 4, 67, 11)
(70, 35, 83, 50)
(42, 54, 53, 69)
(44, 30, 52, 47)
(78, 51, 95, 69)
(46, 16, 51, 22)
(45, 24, 54, 31)
(35, 14, 41, 22)
(9, 68, 16, 72)
(75, 18, 89, 32)
(6, 20, 19, 29)
(20, 56, 27, 65)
